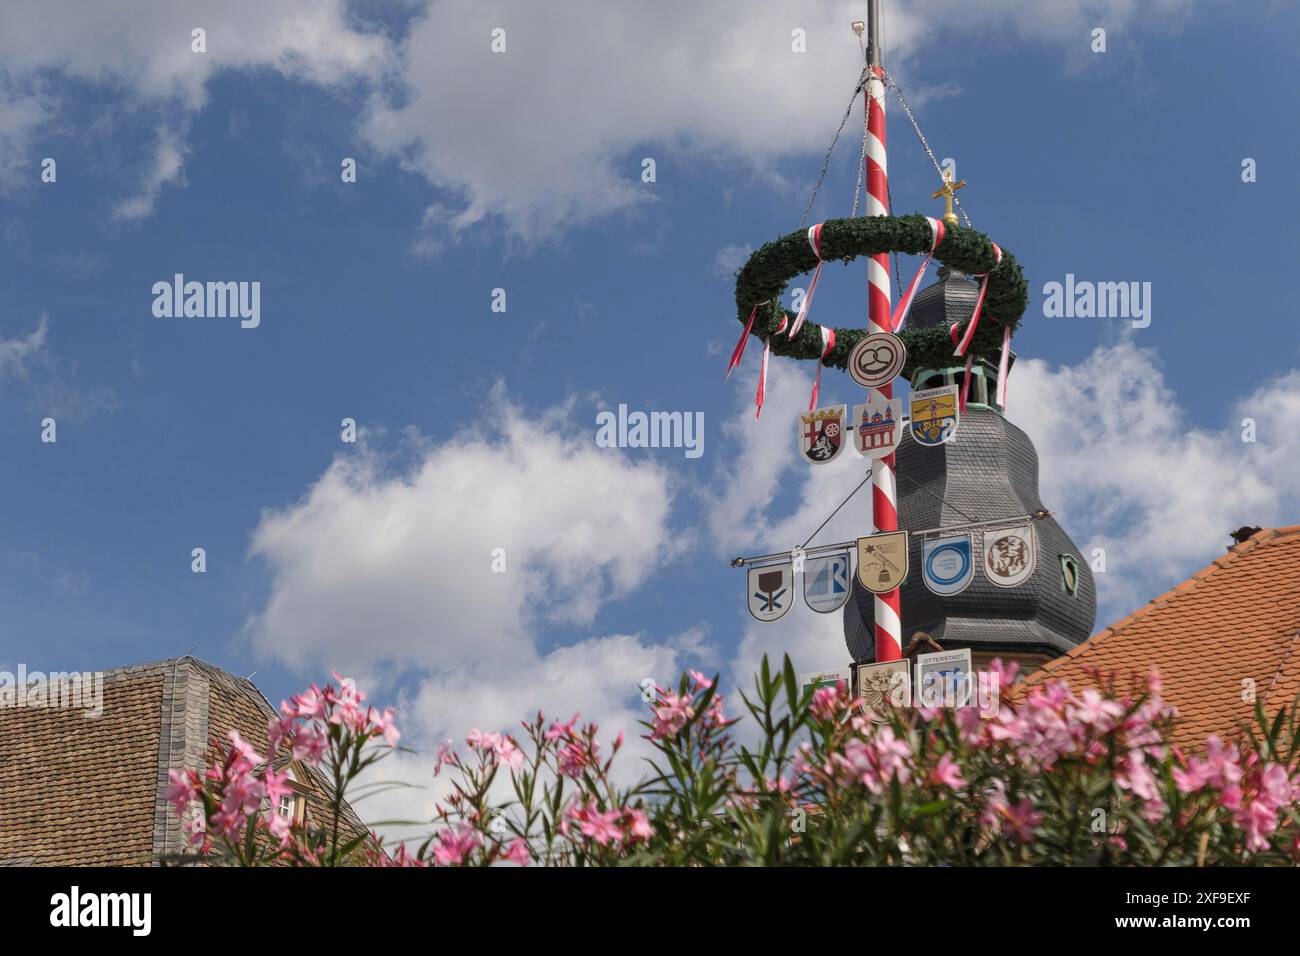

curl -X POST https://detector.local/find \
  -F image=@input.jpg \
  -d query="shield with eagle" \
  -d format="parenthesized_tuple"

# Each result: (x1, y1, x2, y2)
(797, 404, 847, 465)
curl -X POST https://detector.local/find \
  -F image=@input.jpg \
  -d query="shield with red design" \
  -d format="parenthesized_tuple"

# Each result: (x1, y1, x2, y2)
(851, 395, 903, 459)
(797, 404, 847, 465)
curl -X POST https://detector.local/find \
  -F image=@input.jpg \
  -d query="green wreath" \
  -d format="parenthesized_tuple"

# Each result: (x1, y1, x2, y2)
(733, 215, 1027, 379)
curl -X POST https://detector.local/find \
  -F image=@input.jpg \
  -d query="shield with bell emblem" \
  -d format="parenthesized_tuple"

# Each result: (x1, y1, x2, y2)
(797, 405, 847, 465)
(856, 531, 909, 593)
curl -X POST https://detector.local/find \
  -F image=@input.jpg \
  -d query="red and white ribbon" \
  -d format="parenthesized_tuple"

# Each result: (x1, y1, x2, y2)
(891, 216, 945, 333)
(755, 316, 789, 420)
(959, 353, 975, 413)
(952, 242, 1002, 357)
(787, 224, 825, 341)
(807, 325, 836, 411)
(726, 303, 760, 381)
(996, 324, 1013, 408)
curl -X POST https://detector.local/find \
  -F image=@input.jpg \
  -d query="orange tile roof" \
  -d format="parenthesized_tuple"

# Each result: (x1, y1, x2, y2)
(1017, 526, 1300, 749)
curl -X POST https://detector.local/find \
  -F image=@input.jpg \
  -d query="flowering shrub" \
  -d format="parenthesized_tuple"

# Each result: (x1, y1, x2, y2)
(167, 658, 1300, 866)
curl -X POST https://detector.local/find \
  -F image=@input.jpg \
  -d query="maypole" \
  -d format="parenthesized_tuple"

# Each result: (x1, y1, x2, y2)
(864, 0, 901, 662)
(727, 5, 1031, 671)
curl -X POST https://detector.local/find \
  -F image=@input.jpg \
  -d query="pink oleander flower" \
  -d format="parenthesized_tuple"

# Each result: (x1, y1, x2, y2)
(810, 682, 847, 722)
(558, 739, 595, 778)
(284, 685, 328, 722)
(651, 691, 695, 740)
(546, 712, 581, 741)
(466, 730, 524, 770)
(689, 670, 714, 690)
(367, 706, 401, 748)
(433, 739, 455, 777)
(496, 736, 525, 771)
(330, 674, 369, 733)
(164, 768, 201, 817)
(839, 725, 913, 795)
(577, 805, 625, 847)
(227, 730, 263, 774)
(504, 837, 532, 866)
(266, 810, 293, 850)
(625, 808, 654, 844)
(262, 762, 293, 811)
(929, 753, 966, 790)
(433, 825, 481, 866)
(1116, 750, 1161, 805)
(381, 843, 426, 868)
(1001, 797, 1043, 843)
(986, 658, 1020, 691)
(1071, 688, 1124, 728)
(290, 724, 329, 766)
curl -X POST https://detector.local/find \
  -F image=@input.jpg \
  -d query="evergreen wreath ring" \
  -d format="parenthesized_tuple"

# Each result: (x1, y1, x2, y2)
(733, 215, 1028, 379)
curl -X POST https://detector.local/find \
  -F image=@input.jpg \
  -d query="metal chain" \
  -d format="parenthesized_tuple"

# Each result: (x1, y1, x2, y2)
(886, 177, 903, 295)
(884, 69, 972, 228)
(850, 99, 867, 217)
(802, 68, 870, 227)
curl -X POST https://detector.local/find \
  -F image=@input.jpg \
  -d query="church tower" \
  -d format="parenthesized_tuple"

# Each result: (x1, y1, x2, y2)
(844, 267, 1098, 672)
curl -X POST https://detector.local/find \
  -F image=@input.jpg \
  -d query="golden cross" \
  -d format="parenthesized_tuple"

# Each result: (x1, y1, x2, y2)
(931, 173, 966, 227)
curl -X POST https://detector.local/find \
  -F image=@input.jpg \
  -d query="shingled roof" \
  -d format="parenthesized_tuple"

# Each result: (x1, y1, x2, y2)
(0, 656, 369, 866)
(1017, 526, 1300, 749)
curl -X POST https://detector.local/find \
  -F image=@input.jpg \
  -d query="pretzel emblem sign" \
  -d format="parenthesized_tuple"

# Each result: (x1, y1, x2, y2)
(848, 332, 906, 388)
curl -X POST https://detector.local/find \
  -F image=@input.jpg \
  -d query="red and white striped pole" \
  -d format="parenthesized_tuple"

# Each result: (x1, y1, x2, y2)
(865, 2, 901, 662)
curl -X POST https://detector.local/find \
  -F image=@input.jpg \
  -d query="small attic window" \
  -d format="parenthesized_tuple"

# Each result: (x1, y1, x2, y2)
(275, 781, 308, 825)
(1059, 555, 1080, 596)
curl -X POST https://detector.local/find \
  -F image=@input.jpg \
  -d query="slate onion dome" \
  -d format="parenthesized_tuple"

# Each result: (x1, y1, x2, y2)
(843, 267, 1098, 671)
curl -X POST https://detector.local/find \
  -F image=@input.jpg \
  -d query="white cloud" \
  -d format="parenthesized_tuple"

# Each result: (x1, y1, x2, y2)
(111, 124, 188, 221)
(0, 0, 1201, 225)
(245, 387, 705, 827)
(0, 313, 47, 380)
(360, 0, 1201, 241)
(245, 387, 681, 672)
(0, 313, 118, 419)
(711, 244, 753, 279)
(0, 0, 389, 210)
(1008, 337, 1300, 623)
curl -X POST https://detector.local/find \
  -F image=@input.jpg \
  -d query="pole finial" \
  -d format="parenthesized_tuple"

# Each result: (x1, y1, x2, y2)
(931, 169, 966, 228)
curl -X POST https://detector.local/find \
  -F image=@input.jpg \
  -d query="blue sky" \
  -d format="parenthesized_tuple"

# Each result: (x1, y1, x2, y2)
(2, 1, 1299, 789)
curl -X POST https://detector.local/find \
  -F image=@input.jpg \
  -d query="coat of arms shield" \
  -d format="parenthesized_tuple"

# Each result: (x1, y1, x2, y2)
(803, 550, 852, 613)
(747, 563, 793, 622)
(797, 405, 847, 465)
(856, 531, 909, 593)
(909, 384, 960, 446)
(851, 396, 902, 459)
(922, 533, 975, 596)
(982, 524, 1037, 588)
(856, 660, 910, 723)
